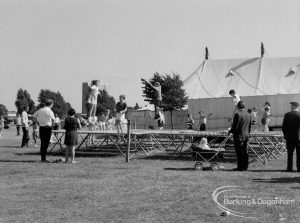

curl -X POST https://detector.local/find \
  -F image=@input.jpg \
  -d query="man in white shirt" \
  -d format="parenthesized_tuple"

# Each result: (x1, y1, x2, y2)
(34, 99, 55, 162)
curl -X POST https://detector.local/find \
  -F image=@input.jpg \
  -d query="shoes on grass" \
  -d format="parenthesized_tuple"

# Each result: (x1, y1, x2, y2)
(42, 160, 51, 163)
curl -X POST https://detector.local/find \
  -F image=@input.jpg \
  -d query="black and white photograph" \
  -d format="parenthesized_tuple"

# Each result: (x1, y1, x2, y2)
(0, 0, 300, 222)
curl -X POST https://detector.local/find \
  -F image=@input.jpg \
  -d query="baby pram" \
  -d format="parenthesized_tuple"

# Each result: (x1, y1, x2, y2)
(192, 137, 226, 171)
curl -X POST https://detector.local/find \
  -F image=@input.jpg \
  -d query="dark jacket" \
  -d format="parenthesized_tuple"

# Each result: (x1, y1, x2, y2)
(229, 109, 251, 141)
(282, 110, 300, 142)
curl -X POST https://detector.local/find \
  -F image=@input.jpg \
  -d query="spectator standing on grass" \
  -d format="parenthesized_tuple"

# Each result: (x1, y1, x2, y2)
(20, 106, 30, 147)
(31, 121, 39, 147)
(34, 99, 55, 163)
(64, 108, 81, 163)
(0, 115, 4, 137)
(282, 102, 300, 172)
(229, 101, 251, 171)
(15, 113, 22, 136)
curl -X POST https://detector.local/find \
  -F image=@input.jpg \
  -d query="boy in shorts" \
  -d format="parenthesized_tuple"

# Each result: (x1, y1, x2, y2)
(115, 95, 127, 141)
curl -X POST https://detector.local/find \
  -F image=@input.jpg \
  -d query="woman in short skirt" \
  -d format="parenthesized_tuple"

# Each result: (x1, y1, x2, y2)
(64, 108, 81, 163)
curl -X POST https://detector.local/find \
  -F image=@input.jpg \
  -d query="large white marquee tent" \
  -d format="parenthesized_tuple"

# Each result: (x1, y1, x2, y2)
(183, 50, 300, 130)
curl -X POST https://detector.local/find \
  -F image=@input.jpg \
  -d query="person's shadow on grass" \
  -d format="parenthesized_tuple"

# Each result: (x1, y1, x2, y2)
(252, 177, 300, 183)
(0, 159, 38, 163)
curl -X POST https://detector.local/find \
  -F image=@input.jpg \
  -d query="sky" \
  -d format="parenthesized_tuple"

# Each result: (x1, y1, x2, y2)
(0, 0, 299, 112)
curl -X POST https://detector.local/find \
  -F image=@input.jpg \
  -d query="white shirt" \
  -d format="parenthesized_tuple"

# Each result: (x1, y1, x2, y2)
(21, 111, 29, 128)
(54, 117, 60, 124)
(87, 85, 100, 105)
(232, 94, 240, 106)
(34, 107, 55, 127)
(158, 111, 165, 123)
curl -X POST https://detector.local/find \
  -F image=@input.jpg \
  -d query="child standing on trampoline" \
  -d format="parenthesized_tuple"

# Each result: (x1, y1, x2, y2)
(86, 80, 102, 124)
(154, 107, 165, 130)
(198, 111, 212, 131)
(115, 95, 127, 140)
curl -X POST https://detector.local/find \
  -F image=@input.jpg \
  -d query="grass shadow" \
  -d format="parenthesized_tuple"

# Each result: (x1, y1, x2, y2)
(139, 153, 238, 163)
(252, 177, 300, 183)
(140, 154, 194, 161)
(15, 151, 121, 158)
(164, 167, 196, 171)
(247, 169, 286, 173)
(290, 187, 300, 190)
(0, 159, 38, 163)
(0, 145, 21, 148)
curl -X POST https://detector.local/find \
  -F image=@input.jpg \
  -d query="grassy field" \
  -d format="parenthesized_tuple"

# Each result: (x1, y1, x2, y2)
(1, 127, 300, 223)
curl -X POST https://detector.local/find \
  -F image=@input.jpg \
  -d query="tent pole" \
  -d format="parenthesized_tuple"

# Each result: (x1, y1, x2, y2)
(256, 57, 263, 95)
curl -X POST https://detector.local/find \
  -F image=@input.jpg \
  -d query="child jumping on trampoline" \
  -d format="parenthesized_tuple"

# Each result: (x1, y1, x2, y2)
(147, 81, 162, 114)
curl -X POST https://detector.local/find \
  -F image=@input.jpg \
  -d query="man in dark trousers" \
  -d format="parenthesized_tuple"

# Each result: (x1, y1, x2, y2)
(34, 99, 55, 162)
(229, 101, 251, 171)
(282, 102, 300, 172)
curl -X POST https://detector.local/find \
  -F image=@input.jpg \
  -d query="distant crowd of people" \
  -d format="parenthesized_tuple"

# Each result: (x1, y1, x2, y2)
(185, 90, 272, 133)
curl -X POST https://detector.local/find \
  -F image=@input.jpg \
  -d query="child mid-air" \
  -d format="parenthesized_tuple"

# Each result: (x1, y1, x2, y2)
(31, 121, 39, 147)
(115, 95, 127, 141)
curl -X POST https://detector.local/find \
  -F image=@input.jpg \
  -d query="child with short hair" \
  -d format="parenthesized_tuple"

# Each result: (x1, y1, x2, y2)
(198, 111, 212, 131)
(261, 107, 271, 132)
(115, 95, 127, 140)
(100, 109, 110, 131)
(86, 80, 103, 123)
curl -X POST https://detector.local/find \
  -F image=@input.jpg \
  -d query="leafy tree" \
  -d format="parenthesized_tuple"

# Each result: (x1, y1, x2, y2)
(142, 73, 188, 128)
(0, 104, 8, 117)
(15, 89, 35, 114)
(160, 74, 188, 111)
(37, 89, 70, 118)
(96, 89, 116, 116)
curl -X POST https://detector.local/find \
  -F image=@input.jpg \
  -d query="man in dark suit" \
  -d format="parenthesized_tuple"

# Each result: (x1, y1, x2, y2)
(229, 101, 251, 171)
(282, 102, 300, 172)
